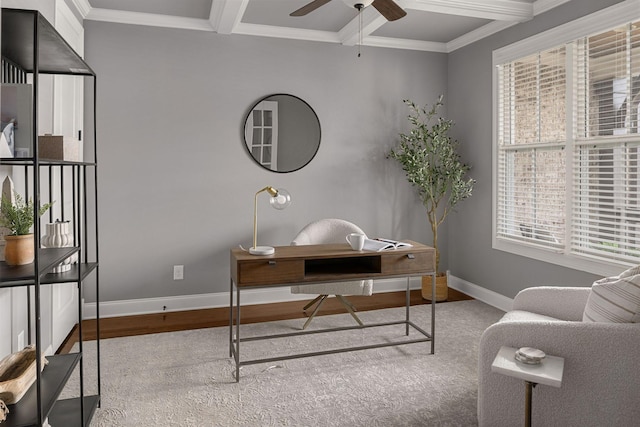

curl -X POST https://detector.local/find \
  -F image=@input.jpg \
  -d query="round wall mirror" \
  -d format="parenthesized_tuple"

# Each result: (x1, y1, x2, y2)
(243, 94, 321, 173)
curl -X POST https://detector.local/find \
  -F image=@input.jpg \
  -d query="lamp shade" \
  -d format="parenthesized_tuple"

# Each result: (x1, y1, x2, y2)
(269, 188, 291, 210)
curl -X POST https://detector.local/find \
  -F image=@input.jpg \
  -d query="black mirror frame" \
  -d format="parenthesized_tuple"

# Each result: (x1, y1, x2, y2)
(242, 93, 321, 174)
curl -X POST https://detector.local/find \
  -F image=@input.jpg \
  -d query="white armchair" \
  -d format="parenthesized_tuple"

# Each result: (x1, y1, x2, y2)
(478, 286, 640, 427)
(290, 218, 374, 329)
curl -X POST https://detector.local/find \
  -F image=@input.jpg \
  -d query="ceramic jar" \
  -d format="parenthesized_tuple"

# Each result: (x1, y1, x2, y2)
(42, 221, 75, 273)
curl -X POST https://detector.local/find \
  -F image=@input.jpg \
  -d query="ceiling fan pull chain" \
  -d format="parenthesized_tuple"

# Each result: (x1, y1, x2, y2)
(357, 3, 363, 57)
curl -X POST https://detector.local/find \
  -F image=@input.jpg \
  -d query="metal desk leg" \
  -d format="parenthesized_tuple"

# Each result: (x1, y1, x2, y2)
(235, 285, 241, 382)
(405, 277, 410, 335)
(229, 279, 233, 358)
(431, 272, 435, 354)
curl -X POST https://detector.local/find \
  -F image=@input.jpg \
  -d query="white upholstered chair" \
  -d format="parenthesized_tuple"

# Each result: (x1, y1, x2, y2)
(290, 218, 374, 329)
(478, 286, 640, 426)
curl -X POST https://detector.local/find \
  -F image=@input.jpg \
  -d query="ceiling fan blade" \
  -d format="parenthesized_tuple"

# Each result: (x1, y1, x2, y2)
(290, 0, 333, 17)
(372, 0, 407, 21)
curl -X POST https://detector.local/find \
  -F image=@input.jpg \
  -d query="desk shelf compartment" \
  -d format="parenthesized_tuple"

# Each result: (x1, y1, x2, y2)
(304, 256, 382, 281)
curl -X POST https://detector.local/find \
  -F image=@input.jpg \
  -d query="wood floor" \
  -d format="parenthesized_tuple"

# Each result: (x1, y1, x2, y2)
(58, 288, 472, 354)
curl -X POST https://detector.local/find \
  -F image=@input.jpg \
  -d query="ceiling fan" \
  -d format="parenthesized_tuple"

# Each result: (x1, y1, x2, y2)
(290, 0, 407, 22)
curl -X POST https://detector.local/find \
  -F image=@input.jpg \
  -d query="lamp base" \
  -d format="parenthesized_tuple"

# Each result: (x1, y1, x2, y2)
(249, 246, 275, 255)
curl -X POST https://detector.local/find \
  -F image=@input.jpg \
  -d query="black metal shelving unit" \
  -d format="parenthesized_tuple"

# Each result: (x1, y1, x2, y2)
(1, 8, 100, 427)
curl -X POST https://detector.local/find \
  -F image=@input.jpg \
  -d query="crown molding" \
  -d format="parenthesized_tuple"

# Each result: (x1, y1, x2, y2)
(445, 0, 576, 52)
(403, 0, 532, 21)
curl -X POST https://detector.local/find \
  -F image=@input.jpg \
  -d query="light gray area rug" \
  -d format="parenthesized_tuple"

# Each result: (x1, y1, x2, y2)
(70, 300, 503, 427)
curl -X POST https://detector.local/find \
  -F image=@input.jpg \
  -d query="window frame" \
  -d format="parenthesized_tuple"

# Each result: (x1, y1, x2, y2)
(492, 0, 640, 277)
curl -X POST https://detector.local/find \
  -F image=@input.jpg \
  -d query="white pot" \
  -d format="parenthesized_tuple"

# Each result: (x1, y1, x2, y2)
(42, 221, 76, 273)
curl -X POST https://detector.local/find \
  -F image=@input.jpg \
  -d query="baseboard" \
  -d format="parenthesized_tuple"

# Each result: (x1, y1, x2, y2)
(448, 275, 513, 312)
(83, 276, 425, 319)
(84, 275, 513, 319)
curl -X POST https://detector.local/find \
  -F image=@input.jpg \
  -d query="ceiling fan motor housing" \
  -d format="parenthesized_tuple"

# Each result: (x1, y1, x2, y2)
(342, 0, 374, 9)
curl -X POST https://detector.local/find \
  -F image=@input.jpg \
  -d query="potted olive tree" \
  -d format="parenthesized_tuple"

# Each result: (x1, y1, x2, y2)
(388, 95, 475, 301)
(1, 192, 53, 266)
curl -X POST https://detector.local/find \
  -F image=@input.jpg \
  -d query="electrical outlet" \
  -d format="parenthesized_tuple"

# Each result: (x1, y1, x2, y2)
(173, 265, 184, 280)
(17, 330, 24, 350)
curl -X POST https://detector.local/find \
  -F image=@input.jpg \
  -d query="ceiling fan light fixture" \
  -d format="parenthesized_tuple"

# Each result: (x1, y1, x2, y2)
(342, 0, 374, 9)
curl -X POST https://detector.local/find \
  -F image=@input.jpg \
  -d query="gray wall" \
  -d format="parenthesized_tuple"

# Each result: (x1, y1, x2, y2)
(446, 0, 625, 298)
(84, 21, 447, 303)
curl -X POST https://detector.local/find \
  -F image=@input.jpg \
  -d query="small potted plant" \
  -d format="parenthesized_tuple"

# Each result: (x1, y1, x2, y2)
(0, 192, 53, 266)
(388, 95, 475, 301)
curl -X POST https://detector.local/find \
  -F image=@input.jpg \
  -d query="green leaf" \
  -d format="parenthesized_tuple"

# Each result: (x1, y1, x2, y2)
(0, 192, 53, 235)
(388, 96, 476, 271)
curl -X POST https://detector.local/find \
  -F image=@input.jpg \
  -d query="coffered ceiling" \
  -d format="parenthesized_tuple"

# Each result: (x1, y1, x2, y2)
(72, 0, 572, 52)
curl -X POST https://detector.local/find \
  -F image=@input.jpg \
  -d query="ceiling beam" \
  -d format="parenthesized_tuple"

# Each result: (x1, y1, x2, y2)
(68, 0, 92, 18)
(339, 6, 387, 46)
(367, 36, 447, 52)
(403, 0, 533, 22)
(86, 8, 213, 32)
(235, 23, 341, 44)
(210, 0, 249, 34)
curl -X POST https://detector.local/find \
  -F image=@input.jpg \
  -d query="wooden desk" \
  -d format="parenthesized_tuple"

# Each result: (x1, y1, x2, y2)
(229, 241, 436, 381)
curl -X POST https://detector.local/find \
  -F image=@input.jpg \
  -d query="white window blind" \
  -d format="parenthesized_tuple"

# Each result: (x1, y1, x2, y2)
(497, 47, 567, 250)
(495, 19, 640, 269)
(572, 21, 640, 264)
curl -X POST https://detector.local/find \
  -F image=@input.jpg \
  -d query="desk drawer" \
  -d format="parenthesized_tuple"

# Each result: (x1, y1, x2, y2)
(381, 251, 434, 275)
(236, 259, 304, 286)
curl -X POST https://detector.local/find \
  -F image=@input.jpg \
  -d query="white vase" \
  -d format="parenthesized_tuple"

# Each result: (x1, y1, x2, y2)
(42, 221, 75, 273)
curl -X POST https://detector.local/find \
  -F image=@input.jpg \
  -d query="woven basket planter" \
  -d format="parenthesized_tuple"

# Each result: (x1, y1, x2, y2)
(421, 272, 448, 302)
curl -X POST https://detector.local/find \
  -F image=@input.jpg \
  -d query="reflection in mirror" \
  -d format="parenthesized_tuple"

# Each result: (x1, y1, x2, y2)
(243, 94, 321, 173)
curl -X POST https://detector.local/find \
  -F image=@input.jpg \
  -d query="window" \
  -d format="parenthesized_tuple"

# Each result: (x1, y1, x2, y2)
(493, 6, 640, 275)
(497, 47, 567, 251)
(573, 24, 640, 265)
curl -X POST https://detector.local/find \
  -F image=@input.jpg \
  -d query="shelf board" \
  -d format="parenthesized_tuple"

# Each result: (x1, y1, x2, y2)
(1, 8, 94, 76)
(41, 262, 98, 284)
(0, 157, 97, 166)
(0, 247, 80, 287)
(3, 353, 80, 427)
(48, 395, 100, 427)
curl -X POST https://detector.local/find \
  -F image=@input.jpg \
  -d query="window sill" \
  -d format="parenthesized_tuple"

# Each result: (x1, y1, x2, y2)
(492, 237, 626, 277)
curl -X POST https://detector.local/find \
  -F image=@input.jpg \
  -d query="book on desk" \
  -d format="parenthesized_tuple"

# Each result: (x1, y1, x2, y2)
(362, 238, 413, 252)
